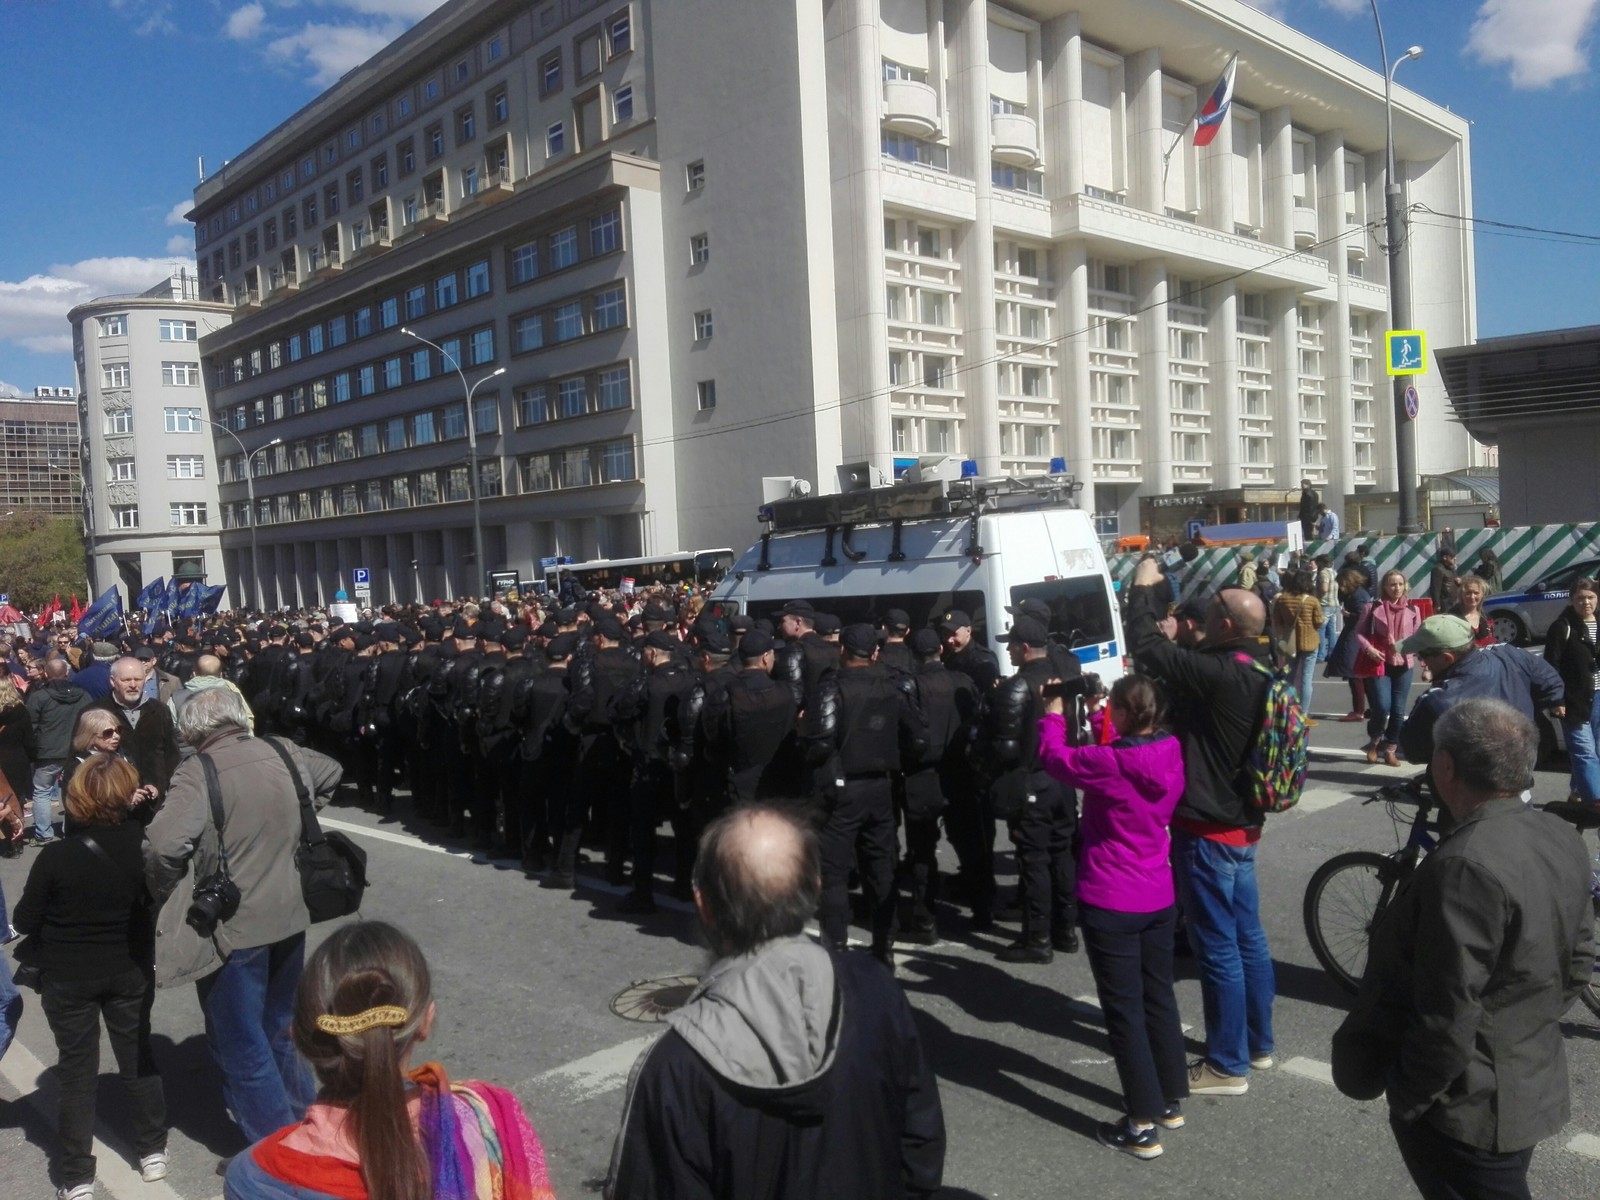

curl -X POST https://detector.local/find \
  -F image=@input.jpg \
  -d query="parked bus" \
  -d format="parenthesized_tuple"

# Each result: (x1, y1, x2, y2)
(548, 548, 736, 593)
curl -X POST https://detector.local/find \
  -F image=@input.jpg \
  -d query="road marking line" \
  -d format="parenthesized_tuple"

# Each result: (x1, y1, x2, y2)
(1293, 787, 1350, 815)
(0, 1039, 186, 1200)
(1283, 1055, 1336, 1086)
(1566, 1133, 1600, 1160)
(529, 1033, 661, 1103)
(320, 816, 468, 857)
(1311, 747, 1386, 763)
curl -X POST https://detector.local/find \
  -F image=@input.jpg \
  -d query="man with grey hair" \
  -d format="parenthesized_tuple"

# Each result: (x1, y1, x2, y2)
(1334, 698, 1595, 1199)
(143, 686, 342, 1148)
(606, 805, 945, 1199)
(90, 656, 181, 813)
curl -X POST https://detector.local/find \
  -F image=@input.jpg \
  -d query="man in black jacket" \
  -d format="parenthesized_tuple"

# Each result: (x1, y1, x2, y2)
(807, 624, 925, 967)
(985, 617, 1078, 963)
(1333, 699, 1594, 1199)
(771, 599, 838, 709)
(707, 631, 802, 809)
(612, 630, 695, 913)
(1124, 556, 1275, 1096)
(605, 805, 945, 1200)
(92, 658, 181, 816)
(24, 657, 92, 844)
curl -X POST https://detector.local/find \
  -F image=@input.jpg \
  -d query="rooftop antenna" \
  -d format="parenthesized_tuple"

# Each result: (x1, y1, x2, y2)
(197, 155, 205, 183)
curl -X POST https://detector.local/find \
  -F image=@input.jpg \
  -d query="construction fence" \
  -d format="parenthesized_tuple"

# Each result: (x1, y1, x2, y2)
(1106, 523, 1600, 603)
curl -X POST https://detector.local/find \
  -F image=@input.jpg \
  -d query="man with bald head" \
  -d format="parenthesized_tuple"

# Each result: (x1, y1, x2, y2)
(170, 654, 255, 753)
(1126, 556, 1278, 1098)
(23, 656, 92, 843)
(606, 805, 945, 1199)
(89, 657, 182, 814)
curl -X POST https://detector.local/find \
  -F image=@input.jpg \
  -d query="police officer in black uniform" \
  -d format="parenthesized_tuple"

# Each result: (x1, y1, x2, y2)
(565, 615, 640, 885)
(706, 630, 803, 808)
(876, 609, 916, 676)
(771, 599, 838, 709)
(531, 632, 583, 884)
(895, 627, 980, 943)
(807, 623, 926, 968)
(612, 629, 695, 913)
(939, 609, 1001, 693)
(986, 616, 1078, 963)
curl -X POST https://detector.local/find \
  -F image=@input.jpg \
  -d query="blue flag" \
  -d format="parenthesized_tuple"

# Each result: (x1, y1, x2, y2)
(135, 576, 165, 611)
(200, 584, 226, 615)
(156, 578, 176, 616)
(174, 583, 202, 619)
(77, 586, 124, 639)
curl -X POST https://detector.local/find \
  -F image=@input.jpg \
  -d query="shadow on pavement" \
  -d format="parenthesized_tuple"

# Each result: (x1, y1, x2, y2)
(1272, 958, 1355, 1012)
(150, 1033, 248, 1158)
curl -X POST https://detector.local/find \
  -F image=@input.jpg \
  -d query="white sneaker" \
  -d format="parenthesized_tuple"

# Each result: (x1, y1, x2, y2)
(57, 1183, 95, 1200)
(1251, 1053, 1275, 1070)
(139, 1152, 170, 1183)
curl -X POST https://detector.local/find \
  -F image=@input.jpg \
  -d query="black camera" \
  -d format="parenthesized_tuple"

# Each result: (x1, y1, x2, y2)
(1042, 673, 1102, 701)
(186, 872, 241, 939)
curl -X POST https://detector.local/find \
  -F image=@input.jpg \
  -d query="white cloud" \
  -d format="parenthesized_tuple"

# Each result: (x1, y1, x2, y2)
(224, 3, 267, 41)
(266, 20, 408, 87)
(166, 234, 195, 253)
(0, 381, 25, 399)
(1320, 0, 1369, 15)
(1467, 0, 1600, 87)
(108, 0, 176, 36)
(164, 200, 191, 227)
(0, 256, 193, 361)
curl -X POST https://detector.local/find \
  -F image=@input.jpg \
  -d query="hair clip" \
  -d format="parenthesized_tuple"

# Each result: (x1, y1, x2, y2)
(314, 1005, 409, 1035)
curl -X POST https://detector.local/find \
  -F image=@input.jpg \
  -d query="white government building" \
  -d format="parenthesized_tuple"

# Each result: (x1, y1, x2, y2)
(188, 0, 1475, 604)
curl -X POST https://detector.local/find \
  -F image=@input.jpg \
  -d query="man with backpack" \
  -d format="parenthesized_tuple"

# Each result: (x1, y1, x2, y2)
(1124, 556, 1285, 1097)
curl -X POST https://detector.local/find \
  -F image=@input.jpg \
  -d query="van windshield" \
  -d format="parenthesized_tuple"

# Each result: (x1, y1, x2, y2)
(1009, 577, 1116, 648)
(744, 590, 988, 640)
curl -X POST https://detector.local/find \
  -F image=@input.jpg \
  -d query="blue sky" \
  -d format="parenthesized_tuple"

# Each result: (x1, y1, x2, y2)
(1, 0, 1596, 397)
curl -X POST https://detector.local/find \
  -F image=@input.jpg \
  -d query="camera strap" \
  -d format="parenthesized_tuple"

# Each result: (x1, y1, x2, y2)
(197, 752, 234, 881)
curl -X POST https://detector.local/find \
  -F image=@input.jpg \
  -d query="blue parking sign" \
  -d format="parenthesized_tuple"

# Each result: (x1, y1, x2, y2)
(352, 567, 370, 586)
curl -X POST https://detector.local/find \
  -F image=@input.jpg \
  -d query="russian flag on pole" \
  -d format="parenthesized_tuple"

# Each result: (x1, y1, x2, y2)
(1193, 54, 1238, 148)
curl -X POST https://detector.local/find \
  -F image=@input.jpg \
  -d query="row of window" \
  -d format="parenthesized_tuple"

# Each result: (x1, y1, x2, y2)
(105, 455, 206, 483)
(99, 362, 201, 389)
(218, 436, 637, 528)
(107, 502, 208, 530)
(101, 408, 204, 435)
(96, 317, 196, 341)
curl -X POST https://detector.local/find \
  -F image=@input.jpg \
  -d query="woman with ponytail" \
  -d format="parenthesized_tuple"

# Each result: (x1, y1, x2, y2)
(223, 921, 555, 1200)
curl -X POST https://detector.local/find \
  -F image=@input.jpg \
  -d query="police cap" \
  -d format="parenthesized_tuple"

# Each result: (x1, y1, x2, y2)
(545, 632, 580, 660)
(738, 630, 775, 659)
(997, 617, 1050, 647)
(938, 609, 973, 631)
(909, 628, 942, 656)
(840, 623, 879, 657)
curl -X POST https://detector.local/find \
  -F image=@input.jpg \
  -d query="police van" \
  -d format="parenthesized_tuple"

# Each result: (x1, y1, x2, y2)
(710, 470, 1126, 681)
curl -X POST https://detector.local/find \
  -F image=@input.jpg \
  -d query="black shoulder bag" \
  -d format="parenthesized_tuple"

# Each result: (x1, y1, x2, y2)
(262, 737, 368, 922)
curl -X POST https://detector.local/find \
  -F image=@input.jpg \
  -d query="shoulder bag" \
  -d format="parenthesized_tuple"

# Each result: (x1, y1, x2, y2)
(262, 737, 368, 923)
(11, 832, 145, 990)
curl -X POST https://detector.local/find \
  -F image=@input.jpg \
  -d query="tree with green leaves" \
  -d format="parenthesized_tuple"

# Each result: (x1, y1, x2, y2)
(0, 512, 88, 612)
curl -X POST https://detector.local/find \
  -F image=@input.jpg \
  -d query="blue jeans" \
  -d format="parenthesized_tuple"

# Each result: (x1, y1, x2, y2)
(1364, 668, 1414, 747)
(1172, 829, 1275, 1077)
(1291, 651, 1316, 712)
(1564, 708, 1600, 802)
(195, 933, 315, 1142)
(0, 880, 20, 1061)
(1317, 615, 1337, 663)
(31, 761, 63, 839)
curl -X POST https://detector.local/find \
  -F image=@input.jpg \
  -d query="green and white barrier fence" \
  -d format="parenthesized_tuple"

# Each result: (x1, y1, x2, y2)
(1107, 523, 1600, 602)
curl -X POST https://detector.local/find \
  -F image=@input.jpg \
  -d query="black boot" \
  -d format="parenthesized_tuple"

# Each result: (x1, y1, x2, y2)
(996, 937, 1053, 964)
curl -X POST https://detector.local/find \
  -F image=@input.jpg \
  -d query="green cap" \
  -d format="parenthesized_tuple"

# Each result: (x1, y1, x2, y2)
(1397, 613, 1475, 657)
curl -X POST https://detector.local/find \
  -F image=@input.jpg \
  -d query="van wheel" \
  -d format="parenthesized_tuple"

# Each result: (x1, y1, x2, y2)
(1489, 612, 1527, 646)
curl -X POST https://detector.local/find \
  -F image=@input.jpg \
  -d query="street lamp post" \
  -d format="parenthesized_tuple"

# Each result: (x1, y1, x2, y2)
(401, 327, 505, 597)
(1370, 1, 1424, 533)
(204, 417, 281, 611)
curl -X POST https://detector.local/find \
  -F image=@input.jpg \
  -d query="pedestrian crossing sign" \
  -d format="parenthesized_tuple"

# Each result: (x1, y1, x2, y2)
(1385, 330, 1427, 376)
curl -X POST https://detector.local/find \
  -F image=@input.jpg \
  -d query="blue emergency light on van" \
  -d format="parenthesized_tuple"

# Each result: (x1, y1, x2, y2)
(960, 459, 980, 478)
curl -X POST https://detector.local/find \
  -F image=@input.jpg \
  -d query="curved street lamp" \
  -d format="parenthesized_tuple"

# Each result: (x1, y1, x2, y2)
(401, 327, 505, 597)
(204, 416, 280, 611)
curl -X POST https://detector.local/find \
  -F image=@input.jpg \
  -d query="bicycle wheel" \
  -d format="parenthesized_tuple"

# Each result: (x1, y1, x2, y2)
(1304, 850, 1405, 995)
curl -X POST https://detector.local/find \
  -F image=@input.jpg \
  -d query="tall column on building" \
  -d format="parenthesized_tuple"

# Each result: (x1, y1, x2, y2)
(1261, 106, 1295, 250)
(828, 0, 893, 472)
(1202, 93, 1235, 235)
(1210, 280, 1240, 489)
(1060, 242, 1094, 488)
(1268, 288, 1300, 491)
(1135, 261, 1171, 496)
(1317, 129, 1354, 508)
(1043, 13, 1089, 488)
(1127, 49, 1164, 214)
(950, 0, 999, 472)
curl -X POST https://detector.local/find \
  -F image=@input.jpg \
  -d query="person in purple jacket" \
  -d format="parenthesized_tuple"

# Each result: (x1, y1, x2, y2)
(1037, 674, 1188, 1161)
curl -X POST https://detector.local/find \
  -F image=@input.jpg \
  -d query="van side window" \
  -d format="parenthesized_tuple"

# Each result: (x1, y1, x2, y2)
(748, 591, 987, 641)
(1009, 578, 1116, 648)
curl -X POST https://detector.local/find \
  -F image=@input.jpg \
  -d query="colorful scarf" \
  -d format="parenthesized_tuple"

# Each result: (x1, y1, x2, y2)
(412, 1063, 556, 1200)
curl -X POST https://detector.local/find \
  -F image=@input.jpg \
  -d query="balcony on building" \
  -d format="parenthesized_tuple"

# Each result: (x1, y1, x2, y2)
(882, 78, 940, 139)
(990, 112, 1040, 168)
(475, 166, 516, 205)
(1343, 219, 1367, 260)
(1292, 206, 1319, 248)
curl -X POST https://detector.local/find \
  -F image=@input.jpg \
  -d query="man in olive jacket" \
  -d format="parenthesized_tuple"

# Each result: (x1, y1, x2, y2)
(143, 686, 342, 1145)
(1334, 698, 1594, 1198)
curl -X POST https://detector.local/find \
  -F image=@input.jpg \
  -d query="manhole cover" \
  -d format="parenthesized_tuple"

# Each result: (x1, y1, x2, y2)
(610, 975, 701, 1023)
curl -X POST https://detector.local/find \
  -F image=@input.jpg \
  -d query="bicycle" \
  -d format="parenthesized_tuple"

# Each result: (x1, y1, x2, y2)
(1302, 774, 1600, 1021)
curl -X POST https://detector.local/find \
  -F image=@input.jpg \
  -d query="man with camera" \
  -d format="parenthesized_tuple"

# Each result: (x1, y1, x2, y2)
(1123, 557, 1276, 1096)
(143, 686, 342, 1145)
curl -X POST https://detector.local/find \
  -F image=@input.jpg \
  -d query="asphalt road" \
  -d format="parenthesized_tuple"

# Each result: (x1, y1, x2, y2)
(5, 686, 1600, 1199)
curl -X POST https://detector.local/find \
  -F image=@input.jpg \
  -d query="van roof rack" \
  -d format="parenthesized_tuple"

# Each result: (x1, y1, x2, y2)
(759, 472, 1082, 534)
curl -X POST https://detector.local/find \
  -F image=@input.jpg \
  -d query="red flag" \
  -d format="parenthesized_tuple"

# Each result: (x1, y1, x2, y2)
(39, 595, 59, 623)
(69, 595, 83, 623)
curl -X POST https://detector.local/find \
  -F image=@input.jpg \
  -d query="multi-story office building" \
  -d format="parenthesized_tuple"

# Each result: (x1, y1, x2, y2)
(0, 388, 81, 518)
(68, 275, 233, 603)
(191, 0, 1475, 605)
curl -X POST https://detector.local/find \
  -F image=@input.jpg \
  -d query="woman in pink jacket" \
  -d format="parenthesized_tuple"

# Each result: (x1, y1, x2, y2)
(1037, 674, 1186, 1161)
(1353, 569, 1422, 766)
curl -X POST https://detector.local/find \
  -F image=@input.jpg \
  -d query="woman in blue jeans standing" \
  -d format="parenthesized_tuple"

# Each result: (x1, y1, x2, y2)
(1543, 577, 1600, 804)
(1354, 570, 1421, 767)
